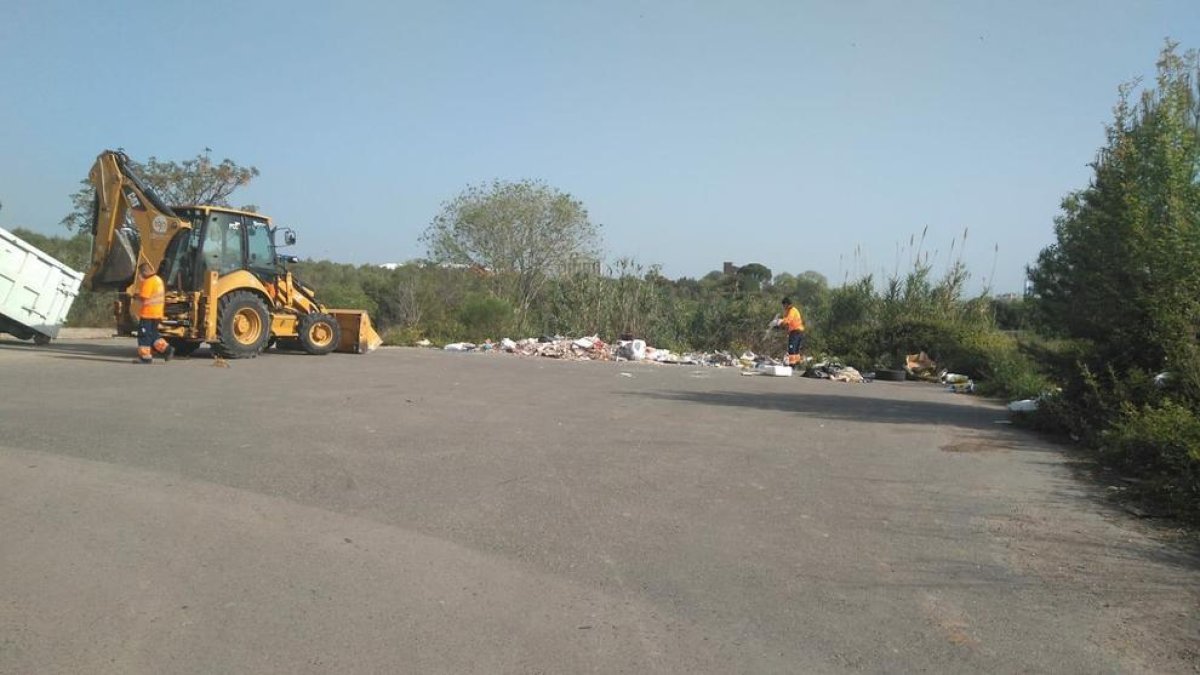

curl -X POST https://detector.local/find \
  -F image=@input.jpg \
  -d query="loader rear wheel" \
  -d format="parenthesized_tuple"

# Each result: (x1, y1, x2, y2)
(213, 291, 270, 359)
(298, 313, 340, 355)
(32, 333, 51, 346)
(167, 338, 202, 358)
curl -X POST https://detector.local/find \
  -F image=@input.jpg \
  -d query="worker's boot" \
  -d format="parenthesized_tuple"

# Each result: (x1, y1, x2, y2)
(162, 344, 175, 362)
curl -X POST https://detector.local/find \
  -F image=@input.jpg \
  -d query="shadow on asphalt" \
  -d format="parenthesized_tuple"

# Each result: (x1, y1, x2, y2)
(0, 338, 206, 363)
(1, 338, 327, 363)
(0, 338, 133, 362)
(638, 387, 1200, 572)
(634, 388, 1005, 431)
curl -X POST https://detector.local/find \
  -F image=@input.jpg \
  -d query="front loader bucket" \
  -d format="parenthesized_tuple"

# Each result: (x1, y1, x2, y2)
(329, 309, 383, 354)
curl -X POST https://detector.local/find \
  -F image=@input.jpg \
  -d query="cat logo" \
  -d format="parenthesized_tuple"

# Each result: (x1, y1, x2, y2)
(152, 215, 168, 236)
(123, 188, 144, 210)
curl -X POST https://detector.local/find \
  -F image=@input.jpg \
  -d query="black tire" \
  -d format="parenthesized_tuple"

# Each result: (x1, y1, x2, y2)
(32, 333, 51, 346)
(167, 338, 202, 357)
(298, 313, 341, 355)
(212, 291, 271, 359)
(875, 369, 907, 381)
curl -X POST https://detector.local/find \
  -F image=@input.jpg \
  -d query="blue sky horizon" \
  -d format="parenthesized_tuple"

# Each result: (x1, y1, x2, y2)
(2, 1, 1197, 293)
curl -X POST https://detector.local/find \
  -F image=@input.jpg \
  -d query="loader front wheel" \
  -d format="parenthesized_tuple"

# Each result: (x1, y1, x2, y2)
(298, 313, 341, 355)
(213, 291, 270, 359)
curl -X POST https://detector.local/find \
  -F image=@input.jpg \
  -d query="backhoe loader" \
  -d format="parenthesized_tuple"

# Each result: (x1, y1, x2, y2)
(83, 150, 381, 358)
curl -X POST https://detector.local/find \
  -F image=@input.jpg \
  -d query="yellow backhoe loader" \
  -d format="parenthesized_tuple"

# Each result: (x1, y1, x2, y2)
(83, 150, 381, 358)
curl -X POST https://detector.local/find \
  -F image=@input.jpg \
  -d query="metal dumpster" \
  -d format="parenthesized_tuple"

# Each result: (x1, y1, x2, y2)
(0, 226, 84, 344)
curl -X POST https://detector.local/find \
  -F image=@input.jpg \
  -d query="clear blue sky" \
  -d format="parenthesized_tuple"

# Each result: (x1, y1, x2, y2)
(2, 1, 1197, 293)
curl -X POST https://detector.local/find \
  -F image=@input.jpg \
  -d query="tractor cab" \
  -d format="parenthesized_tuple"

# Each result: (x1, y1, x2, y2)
(160, 207, 292, 293)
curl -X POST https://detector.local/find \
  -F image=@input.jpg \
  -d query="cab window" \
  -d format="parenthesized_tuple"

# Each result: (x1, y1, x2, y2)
(200, 212, 244, 276)
(245, 218, 275, 275)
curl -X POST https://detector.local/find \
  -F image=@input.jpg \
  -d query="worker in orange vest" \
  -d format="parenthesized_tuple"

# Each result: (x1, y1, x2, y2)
(772, 297, 806, 367)
(133, 262, 174, 364)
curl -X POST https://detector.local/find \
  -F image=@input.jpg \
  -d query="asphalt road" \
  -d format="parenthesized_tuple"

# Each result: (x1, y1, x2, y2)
(1, 338, 1197, 674)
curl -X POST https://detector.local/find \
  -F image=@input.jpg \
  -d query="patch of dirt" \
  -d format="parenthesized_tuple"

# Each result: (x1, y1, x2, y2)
(986, 507, 1200, 673)
(920, 593, 980, 648)
(940, 440, 1012, 453)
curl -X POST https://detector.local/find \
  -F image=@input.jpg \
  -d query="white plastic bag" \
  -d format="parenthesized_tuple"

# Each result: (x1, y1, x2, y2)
(617, 339, 647, 361)
(1007, 399, 1038, 412)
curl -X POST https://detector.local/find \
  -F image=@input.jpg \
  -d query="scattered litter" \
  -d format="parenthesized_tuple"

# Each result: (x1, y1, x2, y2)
(429, 334, 872, 386)
(905, 351, 939, 380)
(805, 361, 865, 383)
(830, 366, 864, 383)
(416, 338, 433, 347)
(212, 355, 230, 368)
(1153, 371, 1171, 387)
(941, 371, 975, 393)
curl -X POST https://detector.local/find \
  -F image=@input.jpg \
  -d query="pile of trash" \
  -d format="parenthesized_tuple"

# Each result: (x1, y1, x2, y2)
(431, 337, 993, 389)
(905, 352, 938, 380)
(905, 351, 976, 394)
(941, 372, 975, 394)
(442, 336, 611, 360)
(439, 335, 742, 366)
(436, 334, 824, 375)
(804, 360, 868, 383)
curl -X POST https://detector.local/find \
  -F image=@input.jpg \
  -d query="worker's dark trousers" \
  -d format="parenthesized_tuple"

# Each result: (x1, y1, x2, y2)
(786, 330, 806, 366)
(137, 319, 169, 362)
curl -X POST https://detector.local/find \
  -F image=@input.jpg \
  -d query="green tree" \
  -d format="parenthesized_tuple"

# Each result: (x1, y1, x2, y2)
(736, 262, 772, 290)
(421, 179, 601, 322)
(1029, 42, 1200, 374)
(61, 151, 259, 230)
(1027, 42, 1200, 516)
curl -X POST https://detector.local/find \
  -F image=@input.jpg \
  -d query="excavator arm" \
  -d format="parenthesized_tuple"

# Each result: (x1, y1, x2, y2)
(84, 150, 190, 291)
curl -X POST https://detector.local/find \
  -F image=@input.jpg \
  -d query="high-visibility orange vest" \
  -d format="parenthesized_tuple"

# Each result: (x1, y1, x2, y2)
(781, 305, 805, 332)
(138, 274, 165, 320)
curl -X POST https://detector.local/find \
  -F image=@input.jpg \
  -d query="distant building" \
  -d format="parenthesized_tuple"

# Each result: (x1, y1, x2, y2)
(723, 261, 739, 276)
(559, 255, 602, 277)
(378, 263, 401, 270)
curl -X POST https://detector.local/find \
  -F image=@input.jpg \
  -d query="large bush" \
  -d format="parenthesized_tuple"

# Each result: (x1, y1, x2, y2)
(1103, 401, 1200, 519)
(1027, 42, 1200, 517)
